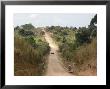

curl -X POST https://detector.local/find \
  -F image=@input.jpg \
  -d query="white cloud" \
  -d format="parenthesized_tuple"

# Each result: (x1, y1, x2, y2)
(29, 14, 39, 19)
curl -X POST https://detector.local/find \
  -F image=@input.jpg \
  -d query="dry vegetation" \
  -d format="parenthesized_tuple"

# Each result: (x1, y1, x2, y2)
(62, 38, 97, 75)
(14, 24, 50, 76)
(14, 36, 49, 76)
(14, 14, 97, 76)
(46, 14, 97, 76)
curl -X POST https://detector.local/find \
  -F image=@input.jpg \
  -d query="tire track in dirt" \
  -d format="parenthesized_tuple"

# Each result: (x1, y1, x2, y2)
(44, 30, 72, 76)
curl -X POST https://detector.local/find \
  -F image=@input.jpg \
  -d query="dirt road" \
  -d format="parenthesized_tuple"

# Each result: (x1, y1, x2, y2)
(44, 31, 72, 76)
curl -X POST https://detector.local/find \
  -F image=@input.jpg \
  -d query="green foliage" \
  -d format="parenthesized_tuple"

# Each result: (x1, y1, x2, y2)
(21, 23, 35, 30)
(14, 36, 50, 76)
(19, 29, 34, 36)
(25, 36, 36, 47)
(18, 29, 25, 35)
(89, 14, 97, 37)
(90, 14, 97, 25)
(14, 23, 35, 37)
(47, 14, 97, 75)
(75, 28, 91, 45)
(14, 24, 50, 76)
(14, 14, 97, 75)
(14, 26, 20, 30)
(75, 14, 97, 46)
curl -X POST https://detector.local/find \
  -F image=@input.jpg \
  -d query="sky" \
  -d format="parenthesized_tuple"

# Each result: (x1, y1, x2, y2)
(14, 13, 96, 28)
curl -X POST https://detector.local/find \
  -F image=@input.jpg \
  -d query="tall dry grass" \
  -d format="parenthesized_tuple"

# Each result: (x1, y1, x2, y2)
(14, 36, 49, 76)
(62, 38, 97, 76)
(73, 38, 97, 65)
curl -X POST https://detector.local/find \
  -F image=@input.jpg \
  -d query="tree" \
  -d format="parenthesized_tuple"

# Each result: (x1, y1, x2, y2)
(18, 29, 34, 36)
(14, 26, 20, 30)
(21, 23, 35, 30)
(25, 36, 36, 47)
(75, 27, 91, 45)
(89, 14, 97, 37)
(90, 14, 97, 26)
(19, 29, 25, 35)
(62, 36, 66, 43)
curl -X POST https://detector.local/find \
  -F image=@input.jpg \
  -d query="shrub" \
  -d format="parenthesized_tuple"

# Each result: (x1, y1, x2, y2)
(21, 23, 35, 30)
(14, 36, 50, 76)
(73, 38, 97, 72)
(19, 29, 34, 36)
(75, 28, 91, 46)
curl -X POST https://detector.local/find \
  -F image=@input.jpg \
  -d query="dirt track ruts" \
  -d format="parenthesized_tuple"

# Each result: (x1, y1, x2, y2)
(44, 30, 72, 76)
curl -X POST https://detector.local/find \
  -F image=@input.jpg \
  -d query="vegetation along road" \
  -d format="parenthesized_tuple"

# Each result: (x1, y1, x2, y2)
(14, 14, 97, 76)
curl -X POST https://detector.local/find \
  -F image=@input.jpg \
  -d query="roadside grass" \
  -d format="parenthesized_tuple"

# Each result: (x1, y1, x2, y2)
(14, 35, 50, 76)
(61, 38, 97, 75)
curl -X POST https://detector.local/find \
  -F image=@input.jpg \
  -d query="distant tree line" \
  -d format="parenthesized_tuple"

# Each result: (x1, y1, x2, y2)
(46, 14, 97, 61)
(14, 23, 50, 76)
(14, 23, 35, 36)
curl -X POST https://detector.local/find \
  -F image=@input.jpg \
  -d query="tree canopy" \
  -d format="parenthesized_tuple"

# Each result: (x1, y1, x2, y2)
(21, 23, 35, 30)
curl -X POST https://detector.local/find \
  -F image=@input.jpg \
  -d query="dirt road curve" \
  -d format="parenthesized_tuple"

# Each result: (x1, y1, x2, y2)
(44, 31, 72, 76)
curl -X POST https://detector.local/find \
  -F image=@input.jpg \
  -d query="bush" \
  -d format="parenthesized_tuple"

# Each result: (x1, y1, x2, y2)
(73, 38, 96, 63)
(75, 28, 91, 46)
(19, 29, 34, 36)
(25, 36, 36, 46)
(14, 36, 50, 76)
(47, 25, 97, 75)
(21, 23, 35, 30)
